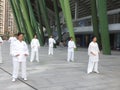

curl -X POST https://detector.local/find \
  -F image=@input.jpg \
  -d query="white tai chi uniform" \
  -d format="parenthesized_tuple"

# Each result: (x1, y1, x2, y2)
(67, 40, 76, 62)
(48, 38, 56, 55)
(9, 36, 17, 44)
(30, 38, 40, 62)
(87, 41, 100, 74)
(0, 37, 3, 63)
(10, 40, 29, 79)
(9, 36, 17, 54)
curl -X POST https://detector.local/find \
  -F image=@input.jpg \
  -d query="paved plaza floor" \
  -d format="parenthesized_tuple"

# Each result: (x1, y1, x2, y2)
(0, 41, 120, 90)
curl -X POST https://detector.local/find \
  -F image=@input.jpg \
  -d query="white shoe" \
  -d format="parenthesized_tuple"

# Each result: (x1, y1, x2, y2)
(0, 62, 3, 63)
(94, 71, 99, 74)
(67, 60, 70, 62)
(87, 72, 91, 74)
(36, 60, 39, 62)
(12, 78, 16, 82)
(24, 78, 27, 81)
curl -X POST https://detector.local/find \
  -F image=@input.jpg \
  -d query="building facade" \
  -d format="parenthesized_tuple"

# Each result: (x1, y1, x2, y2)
(0, 0, 17, 38)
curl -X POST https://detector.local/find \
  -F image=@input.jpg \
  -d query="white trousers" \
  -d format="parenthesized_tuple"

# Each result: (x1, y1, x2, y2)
(12, 60, 27, 79)
(30, 49, 39, 62)
(87, 60, 98, 73)
(48, 47, 53, 55)
(0, 46, 2, 63)
(67, 51, 74, 62)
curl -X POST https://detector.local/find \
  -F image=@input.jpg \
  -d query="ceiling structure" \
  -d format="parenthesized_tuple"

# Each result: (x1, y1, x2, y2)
(31, 0, 120, 26)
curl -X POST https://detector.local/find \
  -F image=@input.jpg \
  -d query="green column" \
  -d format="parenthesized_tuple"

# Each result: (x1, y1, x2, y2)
(60, 0, 76, 43)
(19, 0, 34, 41)
(53, 0, 62, 42)
(90, 0, 101, 46)
(10, 0, 29, 43)
(97, 0, 111, 54)
(9, 0, 20, 33)
(26, 0, 44, 46)
(36, 0, 45, 44)
(38, 0, 52, 37)
(15, 0, 30, 43)
(59, 0, 66, 17)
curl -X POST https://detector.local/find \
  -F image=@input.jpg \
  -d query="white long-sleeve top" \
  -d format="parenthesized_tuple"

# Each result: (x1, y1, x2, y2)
(0, 37, 3, 63)
(8, 37, 17, 44)
(49, 38, 56, 48)
(31, 38, 40, 51)
(68, 40, 76, 52)
(0, 37, 3, 43)
(88, 41, 100, 62)
(10, 40, 29, 62)
(9, 37, 17, 54)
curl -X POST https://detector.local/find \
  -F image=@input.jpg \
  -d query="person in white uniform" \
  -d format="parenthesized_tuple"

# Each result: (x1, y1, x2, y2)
(9, 34, 17, 54)
(87, 36, 100, 74)
(0, 37, 3, 63)
(48, 36, 56, 55)
(8, 34, 17, 44)
(67, 37, 76, 62)
(30, 34, 40, 62)
(10, 32, 29, 82)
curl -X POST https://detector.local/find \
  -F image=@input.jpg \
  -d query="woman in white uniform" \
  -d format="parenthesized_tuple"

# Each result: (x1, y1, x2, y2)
(10, 33, 29, 81)
(0, 37, 3, 63)
(87, 36, 100, 74)
(30, 34, 40, 62)
(67, 37, 76, 62)
(48, 36, 56, 55)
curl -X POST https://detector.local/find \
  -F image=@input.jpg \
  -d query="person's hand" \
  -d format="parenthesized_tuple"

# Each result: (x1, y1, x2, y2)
(16, 54, 20, 57)
(91, 52, 96, 56)
(24, 54, 28, 56)
(0, 42, 2, 44)
(98, 51, 100, 54)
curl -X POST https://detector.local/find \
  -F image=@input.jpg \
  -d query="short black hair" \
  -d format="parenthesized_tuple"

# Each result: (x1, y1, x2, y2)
(69, 37, 73, 40)
(17, 32, 24, 36)
(91, 35, 96, 40)
(33, 34, 37, 37)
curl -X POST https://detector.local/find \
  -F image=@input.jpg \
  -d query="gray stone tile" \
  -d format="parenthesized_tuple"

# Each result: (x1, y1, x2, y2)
(0, 41, 120, 90)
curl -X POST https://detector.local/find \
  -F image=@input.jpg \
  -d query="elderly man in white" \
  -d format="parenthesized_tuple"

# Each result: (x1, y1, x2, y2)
(87, 36, 100, 74)
(67, 37, 76, 62)
(30, 34, 40, 62)
(48, 36, 56, 55)
(10, 32, 29, 82)
(0, 36, 3, 63)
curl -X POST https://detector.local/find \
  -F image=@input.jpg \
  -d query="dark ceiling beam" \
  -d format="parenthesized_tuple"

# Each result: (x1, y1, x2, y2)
(77, 0, 90, 18)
